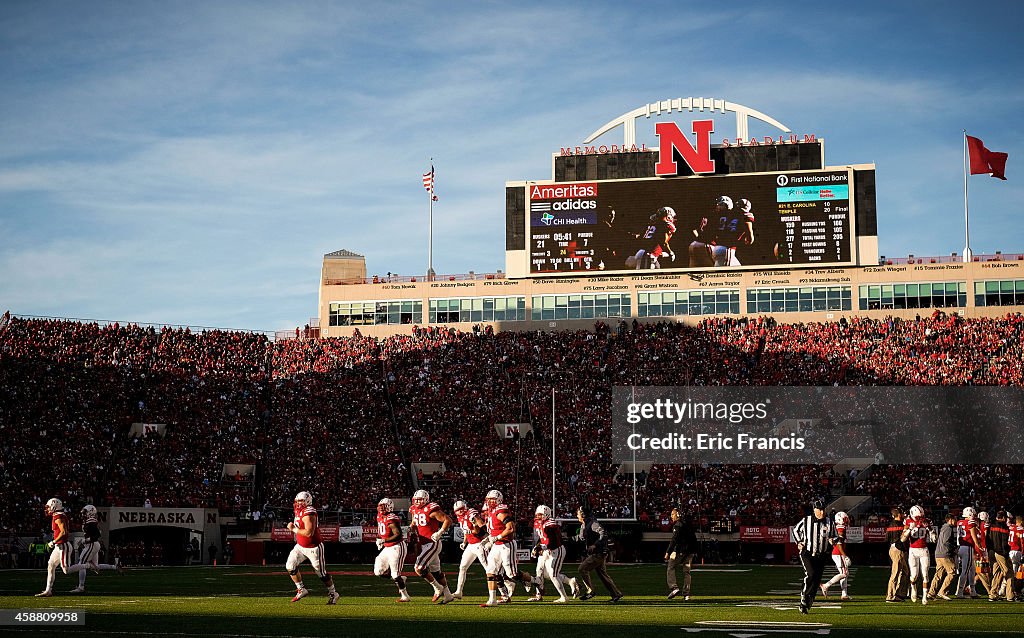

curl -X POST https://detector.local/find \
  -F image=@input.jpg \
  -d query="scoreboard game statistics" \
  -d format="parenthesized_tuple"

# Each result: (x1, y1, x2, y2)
(527, 169, 855, 275)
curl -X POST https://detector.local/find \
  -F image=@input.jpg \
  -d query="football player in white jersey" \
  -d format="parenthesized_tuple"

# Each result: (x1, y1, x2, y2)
(70, 504, 122, 593)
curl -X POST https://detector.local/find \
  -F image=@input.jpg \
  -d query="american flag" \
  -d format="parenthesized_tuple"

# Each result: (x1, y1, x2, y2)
(422, 164, 438, 201)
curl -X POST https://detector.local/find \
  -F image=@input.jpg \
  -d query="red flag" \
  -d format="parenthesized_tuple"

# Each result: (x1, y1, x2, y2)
(967, 135, 1008, 180)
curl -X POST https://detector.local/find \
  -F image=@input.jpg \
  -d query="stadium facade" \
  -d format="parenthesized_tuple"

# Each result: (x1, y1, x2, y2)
(317, 98, 1022, 338)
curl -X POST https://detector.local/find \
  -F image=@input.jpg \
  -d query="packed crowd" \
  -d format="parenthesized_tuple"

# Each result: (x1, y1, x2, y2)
(0, 319, 269, 532)
(1, 311, 1022, 538)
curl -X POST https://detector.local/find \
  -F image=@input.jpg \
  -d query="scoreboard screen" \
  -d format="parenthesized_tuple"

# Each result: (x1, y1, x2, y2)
(526, 169, 855, 275)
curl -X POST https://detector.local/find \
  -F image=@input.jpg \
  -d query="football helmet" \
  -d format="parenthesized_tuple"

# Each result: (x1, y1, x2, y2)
(656, 206, 676, 222)
(377, 498, 394, 514)
(978, 511, 989, 522)
(715, 195, 734, 210)
(737, 198, 752, 213)
(962, 506, 976, 519)
(834, 511, 849, 526)
(294, 491, 313, 510)
(485, 489, 504, 505)
(45, 498, 63, 515)
(412, 489, 429, 507)
(81, 504, 98, 518)
(909, 505, 924, 519)
(453, 500, 468, 514)
(535, 505, 552, 521)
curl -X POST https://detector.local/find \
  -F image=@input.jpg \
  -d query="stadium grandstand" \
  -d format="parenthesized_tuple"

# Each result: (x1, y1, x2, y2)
(2, 310, 1022, 566)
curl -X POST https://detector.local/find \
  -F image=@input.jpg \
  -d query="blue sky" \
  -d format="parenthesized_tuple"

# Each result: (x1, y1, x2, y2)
(1, 1, 1021, 331)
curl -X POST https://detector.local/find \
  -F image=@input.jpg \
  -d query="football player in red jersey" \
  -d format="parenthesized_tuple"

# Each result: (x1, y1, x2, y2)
(408, 489, 454, 604)
(1009, 514, 1023, 602)
(955, 506, 983, 598)
(904, 505, 933, 605)
(285, 491, 339, 604)
(452, 500, 489, 600)
(35, 498, 86, 597)
(526, 504, 545, 601)
(528, 505, 576, 603)
(373, 498, 410, 602)
(625, 207, 676, 269)
(976, 510, 994, 597)
(821, 511, 852, 600)
(480, 489, 536, 607)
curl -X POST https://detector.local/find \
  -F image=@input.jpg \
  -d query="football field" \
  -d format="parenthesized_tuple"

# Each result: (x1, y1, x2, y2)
(0, 564, 1017, 637)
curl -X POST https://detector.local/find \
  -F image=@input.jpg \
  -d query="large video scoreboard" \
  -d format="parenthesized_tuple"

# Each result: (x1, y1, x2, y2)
(525, 168, 856, 275)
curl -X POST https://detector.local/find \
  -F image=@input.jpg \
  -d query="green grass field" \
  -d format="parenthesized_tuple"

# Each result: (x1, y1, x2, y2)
(0, 563, 1018, 637)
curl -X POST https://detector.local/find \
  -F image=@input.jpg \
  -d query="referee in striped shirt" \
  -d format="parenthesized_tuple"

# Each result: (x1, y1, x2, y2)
(792, 500, 838, 614)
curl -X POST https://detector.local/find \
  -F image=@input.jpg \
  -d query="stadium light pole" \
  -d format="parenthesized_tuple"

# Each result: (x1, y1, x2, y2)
(551, 386, 556, 516)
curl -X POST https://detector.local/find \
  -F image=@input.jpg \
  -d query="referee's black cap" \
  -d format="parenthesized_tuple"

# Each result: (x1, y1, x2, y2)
(811, 499, 825, 510)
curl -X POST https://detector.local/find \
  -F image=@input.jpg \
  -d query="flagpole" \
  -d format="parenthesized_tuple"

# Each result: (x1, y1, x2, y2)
(963, 130, 972, 263)
(428, 187, 434, 280)
(427, 159, 435, 281)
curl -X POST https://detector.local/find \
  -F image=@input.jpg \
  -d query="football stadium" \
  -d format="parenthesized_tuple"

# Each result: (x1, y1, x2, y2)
(2, 85, 1023, 638)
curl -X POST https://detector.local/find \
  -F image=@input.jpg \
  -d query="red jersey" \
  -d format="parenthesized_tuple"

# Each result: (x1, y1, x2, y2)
(51, 512, 69, 545)
(457, 508, 484, 544)
(957, 518, 979, 549)
(904, 516, 930, 549)
(978, 521, 989, 551)
(538, 519, 563, 550)
(641, 219, 676, 257)
(832, 524, 846, 556)
(376, 512, 402, 547)
(1009, 523, 1023, 552)
(409, 502, 442, 544)
(487, 504, 511, 543)
(293, 506, 322, 548)
(532, 517, 544, 543)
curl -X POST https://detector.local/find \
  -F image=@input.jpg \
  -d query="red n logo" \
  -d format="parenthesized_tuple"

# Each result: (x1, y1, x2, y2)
(655, 120, 715, 176)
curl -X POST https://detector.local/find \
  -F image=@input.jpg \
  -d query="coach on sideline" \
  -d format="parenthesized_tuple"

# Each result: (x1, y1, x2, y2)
(665, 508, 698, 600)
(792, 499, 838, 614)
